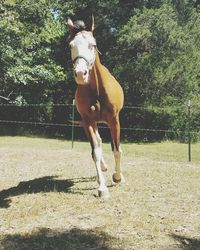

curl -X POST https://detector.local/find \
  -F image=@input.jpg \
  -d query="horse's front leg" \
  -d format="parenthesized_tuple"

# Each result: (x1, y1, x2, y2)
(109, 116, 125, 184)
(82, 120, 110, 199)
(95, 129, 108, 172)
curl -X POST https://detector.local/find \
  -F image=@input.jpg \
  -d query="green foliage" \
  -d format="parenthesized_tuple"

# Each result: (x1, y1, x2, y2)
(112, 2, 200, 139)
(117, 3, 199, 104)
(0, 0, 66, 104)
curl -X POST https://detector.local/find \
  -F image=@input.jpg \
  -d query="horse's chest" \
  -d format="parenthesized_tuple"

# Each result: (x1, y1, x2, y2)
(75, 86, 116, 122)
(76, 98, 101, 119)
(76, 97, 111, 122)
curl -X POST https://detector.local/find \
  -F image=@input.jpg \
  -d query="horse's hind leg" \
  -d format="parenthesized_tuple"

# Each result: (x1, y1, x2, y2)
(109, 116, 125, 184)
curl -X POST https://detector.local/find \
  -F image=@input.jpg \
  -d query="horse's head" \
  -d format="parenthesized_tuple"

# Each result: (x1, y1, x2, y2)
(67, 17, 97, 85)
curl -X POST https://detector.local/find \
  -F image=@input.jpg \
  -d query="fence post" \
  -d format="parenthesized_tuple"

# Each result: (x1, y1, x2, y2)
(71, 99, 75, 149)
(187, 100, 191, 162)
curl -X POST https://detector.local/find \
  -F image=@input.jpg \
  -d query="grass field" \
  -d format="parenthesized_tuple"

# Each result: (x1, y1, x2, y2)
(0, 136, 200, 250)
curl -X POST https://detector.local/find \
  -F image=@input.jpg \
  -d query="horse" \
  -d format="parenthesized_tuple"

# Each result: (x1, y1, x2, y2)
(67, 16, 125, 198)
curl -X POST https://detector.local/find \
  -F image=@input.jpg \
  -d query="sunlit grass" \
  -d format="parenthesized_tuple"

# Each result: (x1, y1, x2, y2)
(1, 136, 199, 163)
(121, 141, 200, 163)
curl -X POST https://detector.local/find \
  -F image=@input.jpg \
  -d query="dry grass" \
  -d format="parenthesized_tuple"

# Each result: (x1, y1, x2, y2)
(0, 136, 200, 250)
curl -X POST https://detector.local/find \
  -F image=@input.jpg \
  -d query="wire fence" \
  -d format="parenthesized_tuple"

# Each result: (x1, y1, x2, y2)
(0, 118, 197, 134)
(0, 102, 199, 133)
(0, 101, 199, 162)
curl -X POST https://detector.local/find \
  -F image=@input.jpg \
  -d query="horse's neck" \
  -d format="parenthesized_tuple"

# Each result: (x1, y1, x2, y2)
(94, 52, 101, 67)
(90, 53, 104, 96)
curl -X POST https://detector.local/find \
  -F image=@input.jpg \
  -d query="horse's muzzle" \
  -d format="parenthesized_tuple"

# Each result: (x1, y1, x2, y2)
(74, 70, 89, 85)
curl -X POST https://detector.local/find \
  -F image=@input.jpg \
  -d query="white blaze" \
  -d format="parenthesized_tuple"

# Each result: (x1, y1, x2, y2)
(70, 31, 96, 85)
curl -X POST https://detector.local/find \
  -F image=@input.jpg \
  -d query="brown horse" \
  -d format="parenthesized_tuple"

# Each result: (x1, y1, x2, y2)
(67, 17, 125, 198)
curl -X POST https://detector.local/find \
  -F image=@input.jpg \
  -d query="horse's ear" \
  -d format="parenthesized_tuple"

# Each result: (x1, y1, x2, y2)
(87, 15, 94, 32)
(67, 18, 74, 32)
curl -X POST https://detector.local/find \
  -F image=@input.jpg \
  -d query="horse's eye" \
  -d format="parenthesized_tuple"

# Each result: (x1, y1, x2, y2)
(89, 44, 96, 50)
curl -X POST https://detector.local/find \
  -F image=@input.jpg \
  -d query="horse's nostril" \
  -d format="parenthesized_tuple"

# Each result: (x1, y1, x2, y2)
(74, 72, 77, 77)
(84, 70, 87, 76)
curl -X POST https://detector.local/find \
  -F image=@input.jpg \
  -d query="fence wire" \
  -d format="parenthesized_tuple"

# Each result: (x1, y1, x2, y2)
(0, 102, 199, 137)
(0, 118, 189, 134)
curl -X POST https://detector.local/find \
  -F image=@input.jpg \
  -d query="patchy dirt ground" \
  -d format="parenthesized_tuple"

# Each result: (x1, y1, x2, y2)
(0, 137, 200, 250)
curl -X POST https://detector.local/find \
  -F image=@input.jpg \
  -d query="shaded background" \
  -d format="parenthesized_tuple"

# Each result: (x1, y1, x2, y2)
(0, 0, 200, 141)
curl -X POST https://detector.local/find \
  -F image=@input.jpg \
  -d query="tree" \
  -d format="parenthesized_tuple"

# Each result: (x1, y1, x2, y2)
(0, 0, 66, 104)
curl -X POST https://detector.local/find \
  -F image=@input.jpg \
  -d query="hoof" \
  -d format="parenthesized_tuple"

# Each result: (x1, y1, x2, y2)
(98, 189, 110, 199)
(101, 164, 108, 172)
(112, 173, 125, 184)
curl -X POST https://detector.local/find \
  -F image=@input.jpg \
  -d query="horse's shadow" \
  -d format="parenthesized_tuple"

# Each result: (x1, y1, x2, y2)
(1, 227, 117, 250)
(171, 234, 200, 250)
(0, 175, 96, 209)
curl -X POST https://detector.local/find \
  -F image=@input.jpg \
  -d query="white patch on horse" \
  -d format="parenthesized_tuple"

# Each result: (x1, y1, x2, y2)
(113, 145, 125, 183)
(70, 32, 97, 85)
(92, 136, 109, 198)
(95, 130, 108, 172)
